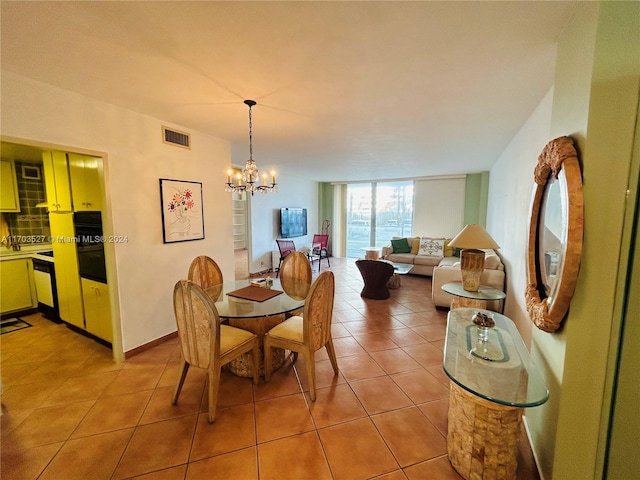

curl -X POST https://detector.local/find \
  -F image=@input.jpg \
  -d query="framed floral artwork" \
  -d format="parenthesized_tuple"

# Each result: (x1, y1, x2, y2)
(159, 178, 204, 243)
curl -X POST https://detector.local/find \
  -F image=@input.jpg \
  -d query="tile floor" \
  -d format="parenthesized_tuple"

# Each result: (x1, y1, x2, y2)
(1, 257, 540, 479)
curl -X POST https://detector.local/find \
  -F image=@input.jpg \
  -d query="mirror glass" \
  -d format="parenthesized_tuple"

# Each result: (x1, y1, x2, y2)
(538, 173, 566, 300)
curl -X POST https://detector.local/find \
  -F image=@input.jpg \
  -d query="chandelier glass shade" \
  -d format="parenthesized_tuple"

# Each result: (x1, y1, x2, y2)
(225, 100, 278, 196)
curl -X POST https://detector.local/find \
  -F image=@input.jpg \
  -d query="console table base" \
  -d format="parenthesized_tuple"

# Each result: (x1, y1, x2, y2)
(447, 382, 522, 480)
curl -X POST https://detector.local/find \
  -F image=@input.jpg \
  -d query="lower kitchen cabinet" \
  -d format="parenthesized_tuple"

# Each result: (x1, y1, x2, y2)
(0, 258, 36, 314)
(81, 278, 112, 343)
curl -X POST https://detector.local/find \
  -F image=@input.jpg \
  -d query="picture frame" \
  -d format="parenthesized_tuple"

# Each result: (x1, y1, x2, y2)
(159, 178, 204, 243)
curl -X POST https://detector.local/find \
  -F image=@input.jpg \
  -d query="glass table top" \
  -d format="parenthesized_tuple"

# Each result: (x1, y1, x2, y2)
(443, 307, 549, 408)
(442, 282, 506, 301)
(205, 279, 308, 320)
(390, 262, 414, 275)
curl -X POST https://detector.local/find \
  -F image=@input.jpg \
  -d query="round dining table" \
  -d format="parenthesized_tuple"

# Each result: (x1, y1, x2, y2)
(205, 278, 310, 377)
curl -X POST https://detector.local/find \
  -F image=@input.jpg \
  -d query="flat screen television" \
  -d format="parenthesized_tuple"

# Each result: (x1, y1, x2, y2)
(280, 208, 307, 238)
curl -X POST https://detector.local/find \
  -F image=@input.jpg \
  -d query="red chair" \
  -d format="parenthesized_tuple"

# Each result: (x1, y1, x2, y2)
(310, 234, 330, 271)
(275, 239, 296, 277)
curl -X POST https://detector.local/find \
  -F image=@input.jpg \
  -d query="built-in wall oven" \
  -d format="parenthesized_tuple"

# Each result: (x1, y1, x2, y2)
(73, 211, 107, 284)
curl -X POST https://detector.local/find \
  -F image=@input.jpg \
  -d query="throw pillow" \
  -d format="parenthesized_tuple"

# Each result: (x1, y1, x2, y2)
(390, 237, 411, 254)
(418, 237, 445, 256)
(444, 238, 453, 257)
(410, 237, 420, 255)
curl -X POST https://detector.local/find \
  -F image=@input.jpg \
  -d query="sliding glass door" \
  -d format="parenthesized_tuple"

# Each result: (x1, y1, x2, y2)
(346, 181, 413, 258)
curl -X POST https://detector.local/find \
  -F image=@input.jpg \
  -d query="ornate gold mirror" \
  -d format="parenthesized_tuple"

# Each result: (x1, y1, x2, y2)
(525, 136, 584, 332)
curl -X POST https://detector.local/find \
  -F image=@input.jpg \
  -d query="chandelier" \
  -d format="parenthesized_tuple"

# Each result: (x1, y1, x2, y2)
(225, 100, 278, 196)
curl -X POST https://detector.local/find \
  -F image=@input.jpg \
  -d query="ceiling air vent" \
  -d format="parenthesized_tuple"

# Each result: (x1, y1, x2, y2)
(162, 126, 191, 149)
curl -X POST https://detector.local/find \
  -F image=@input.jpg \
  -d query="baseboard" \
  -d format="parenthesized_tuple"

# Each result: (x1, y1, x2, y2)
(523, 415, 546, 480)
(125, 330, 178, 359)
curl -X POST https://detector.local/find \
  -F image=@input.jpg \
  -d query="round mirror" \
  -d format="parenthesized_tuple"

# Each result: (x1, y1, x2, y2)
(525, 136, 584, 332)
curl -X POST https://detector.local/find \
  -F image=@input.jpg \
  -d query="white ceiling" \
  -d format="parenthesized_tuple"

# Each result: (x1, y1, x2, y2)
(1, 1, 577, 183)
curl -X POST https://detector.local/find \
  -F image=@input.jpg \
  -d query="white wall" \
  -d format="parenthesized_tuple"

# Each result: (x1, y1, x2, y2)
(487, 88, 553, 347)
(1, 72, 234, 356)
(413, 177, 466, 238)
(247, 173, 318, 274)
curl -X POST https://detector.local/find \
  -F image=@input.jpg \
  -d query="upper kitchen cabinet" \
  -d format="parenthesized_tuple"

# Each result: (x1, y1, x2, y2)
(42, 151, 72, 212)
(0, 158, 21, 212)
(69, 153, 103, 211)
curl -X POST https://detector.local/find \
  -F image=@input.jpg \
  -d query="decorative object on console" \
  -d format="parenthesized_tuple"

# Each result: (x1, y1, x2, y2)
(448, 225, 500, 292)
(225, 100, 278, 196)
(525, 136, 583, 333)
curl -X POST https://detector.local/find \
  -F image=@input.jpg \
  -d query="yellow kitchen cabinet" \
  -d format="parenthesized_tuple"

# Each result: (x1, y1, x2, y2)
(69, 153, 103, 211)
(0, 158, 21, 212)
(81, 278, 112, 342)
(0, 258, 36, 314)
(49, 213, 84, 328)
(42, 151, 72, 212)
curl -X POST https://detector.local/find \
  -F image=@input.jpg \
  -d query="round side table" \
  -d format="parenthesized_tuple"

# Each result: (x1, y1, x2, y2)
(441, 282, 505, 311)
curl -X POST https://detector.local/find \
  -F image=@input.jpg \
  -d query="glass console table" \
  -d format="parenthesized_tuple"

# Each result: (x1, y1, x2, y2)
(443, 308, 549, 480)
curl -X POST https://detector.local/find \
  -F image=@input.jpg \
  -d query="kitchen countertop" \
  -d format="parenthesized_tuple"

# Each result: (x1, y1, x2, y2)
(0, 244, 54, 262)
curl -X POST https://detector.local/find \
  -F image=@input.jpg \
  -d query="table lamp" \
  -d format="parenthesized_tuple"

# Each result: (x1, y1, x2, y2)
(449, 224, 500, 292)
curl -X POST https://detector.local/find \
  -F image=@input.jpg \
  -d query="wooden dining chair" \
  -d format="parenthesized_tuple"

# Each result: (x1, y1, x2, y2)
(188, 255, 223, 289)
(279, 251, 312, 317)
(275, 239, 296, 277)
(172, 279, 259, 423)
(311, 233, 330, 270)
(263, 270, 338, 401)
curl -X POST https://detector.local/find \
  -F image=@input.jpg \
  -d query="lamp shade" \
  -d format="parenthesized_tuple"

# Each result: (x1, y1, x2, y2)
(449, 224, 500, 250)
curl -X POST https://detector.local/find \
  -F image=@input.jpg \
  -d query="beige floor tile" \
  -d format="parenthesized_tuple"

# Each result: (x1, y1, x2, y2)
(307, 383, 367, 428)
(71, 390, 153, 438)
(372, 406, 448, 467)
(133, 465, 188, 480)
(0, 442, 62, 480)
(404, 455, 463, 479)
(190, 404, 256, 461)
(294, 357, 346, 393)
(352, 332, 399, 352)
(383, 328, 429, 347)
(102, 364, 165, 396)
(188, 446, 258, 479)
(140, 383, 204, 424)
(216, 369, 256, 407)
(337, 353, 387, 382)
(392, 368, 450, 404)
(411, 323, 447, 342)
(319, 417, 400, 480)
(402, 341, 448, 367)
(254, 358, 302, 401)
(258, 432, 331, 480)
(418, 398, 449, 437)
(350, 376, 413, 414)
(39, 428, 133, 480)
(112, 415, 197, 479)
(255, 394, 315, 443)
(2, 400, 95, 451)
(370, 347, 423, 374)
(41, 370, 120, 407)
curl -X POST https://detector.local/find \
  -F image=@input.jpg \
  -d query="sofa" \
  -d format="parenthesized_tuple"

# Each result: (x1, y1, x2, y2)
(381, 236, 505, 309)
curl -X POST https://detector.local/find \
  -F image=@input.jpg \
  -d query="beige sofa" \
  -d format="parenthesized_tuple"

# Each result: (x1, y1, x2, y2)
(382, 236, 505, 309)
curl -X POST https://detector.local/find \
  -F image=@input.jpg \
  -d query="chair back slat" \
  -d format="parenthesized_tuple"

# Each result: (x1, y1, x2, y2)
(188, 256, 223, 289)
(303, 271, 335, 351)
(173, 280, 220, 369)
